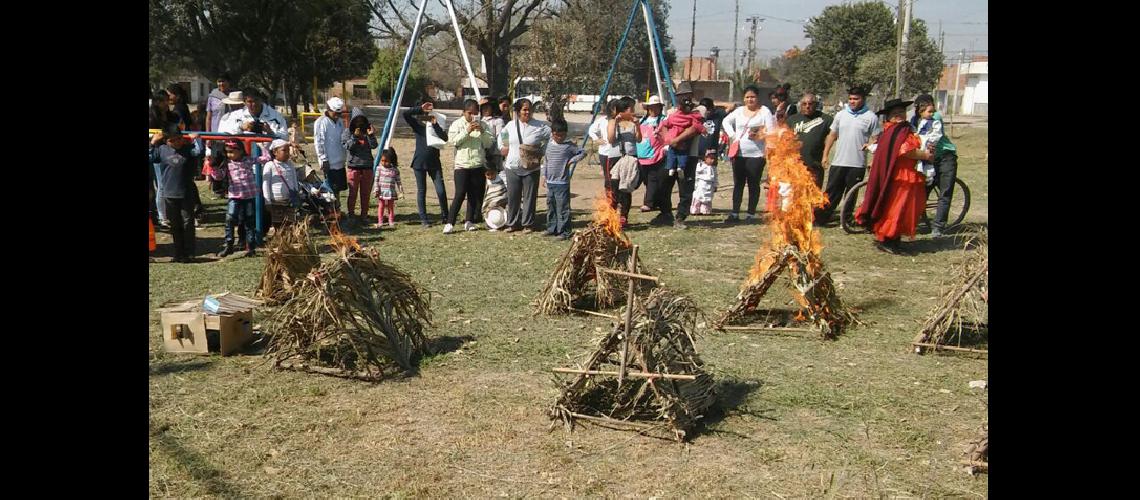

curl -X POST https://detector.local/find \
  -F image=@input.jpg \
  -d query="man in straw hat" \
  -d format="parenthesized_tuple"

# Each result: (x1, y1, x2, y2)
(854, 98, 936, 255)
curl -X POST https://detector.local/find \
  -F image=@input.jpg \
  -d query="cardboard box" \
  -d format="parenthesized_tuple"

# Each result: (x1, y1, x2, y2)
(159, 301, 254, 355)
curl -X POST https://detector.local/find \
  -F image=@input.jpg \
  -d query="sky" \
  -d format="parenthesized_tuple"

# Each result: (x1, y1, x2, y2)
(663, 0, 987, 69)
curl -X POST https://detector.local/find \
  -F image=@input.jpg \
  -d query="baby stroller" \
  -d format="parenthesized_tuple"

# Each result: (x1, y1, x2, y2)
(293, 151, 340, 224)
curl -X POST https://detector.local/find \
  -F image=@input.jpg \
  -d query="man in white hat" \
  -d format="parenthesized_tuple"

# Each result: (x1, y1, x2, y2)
(314, 97, 349, 200)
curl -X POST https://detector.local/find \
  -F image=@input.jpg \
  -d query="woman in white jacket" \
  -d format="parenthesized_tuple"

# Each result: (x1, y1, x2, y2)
(720, 85, 776, 223)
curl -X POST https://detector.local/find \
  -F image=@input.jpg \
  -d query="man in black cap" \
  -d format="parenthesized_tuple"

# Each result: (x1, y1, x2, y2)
(816, 86, 881, 223)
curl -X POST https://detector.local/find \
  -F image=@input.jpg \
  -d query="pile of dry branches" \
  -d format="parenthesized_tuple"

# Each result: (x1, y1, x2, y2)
(534, 223, 650, 315)
(964, 425, 989, 474)
(551, 289, 715, 441)
(256, 216, 321, 305)
(915, 229, 988, 351)
(713, 246, 855, 339)
(263, 246, 433, 381)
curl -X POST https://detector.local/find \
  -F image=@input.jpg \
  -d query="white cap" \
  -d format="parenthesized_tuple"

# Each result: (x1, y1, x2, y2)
(646, 95, 663, 106)
(269, 139, 290, 152)
(327, 97, 345, 112)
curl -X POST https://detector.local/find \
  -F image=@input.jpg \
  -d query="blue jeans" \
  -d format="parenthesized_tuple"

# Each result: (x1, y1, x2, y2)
(413, 167, 448, 223)
(929, 152, 959, 231)
(224, 199, 256, 249)
(153, 163, 167, 221)
(545, 183, 571, 236)
(664, 148, 687, 174)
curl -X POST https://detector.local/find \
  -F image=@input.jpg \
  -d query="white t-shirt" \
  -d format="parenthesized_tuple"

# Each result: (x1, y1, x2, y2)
(829, 106, 882, 168)
(722, 106, 777, 158)
(587, 116, 619, 157)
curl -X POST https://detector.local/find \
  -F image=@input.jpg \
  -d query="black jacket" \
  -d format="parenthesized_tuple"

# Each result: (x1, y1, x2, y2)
(403, 108, 447, 171)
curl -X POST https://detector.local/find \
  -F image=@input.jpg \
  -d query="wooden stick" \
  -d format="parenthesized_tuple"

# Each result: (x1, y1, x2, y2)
(619, 245, 638, 386)
(567, 411, 656, 430)
(961, 460, 988, 469)
(911, 342, 988, 354)
(552, 367, 697, 380)
(566, 307, 618, 320)
(720, 325, 818, 333)
(596, 267, 659, 282)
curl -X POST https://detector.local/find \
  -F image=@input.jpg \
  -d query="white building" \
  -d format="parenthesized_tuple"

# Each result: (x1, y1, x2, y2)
(958, 61, 988, 116)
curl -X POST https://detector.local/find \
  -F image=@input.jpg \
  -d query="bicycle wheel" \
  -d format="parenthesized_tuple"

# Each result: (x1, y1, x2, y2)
(925, 178, 971, 229)
(839, 180, 870, 234)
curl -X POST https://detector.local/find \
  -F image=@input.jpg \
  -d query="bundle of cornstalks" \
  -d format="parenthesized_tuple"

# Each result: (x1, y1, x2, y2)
(963, 425, 989, 474)
(714, 246, 854, 338)
(550, 289, 715, 441)
(914, 229, 988, 352)
(256, 216, 321, 305)
(533, 221, 648, 315)
(263, 246, 432, 381)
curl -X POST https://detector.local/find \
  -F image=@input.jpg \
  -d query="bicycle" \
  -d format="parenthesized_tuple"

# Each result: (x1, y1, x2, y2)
(838, 174, 970, 234)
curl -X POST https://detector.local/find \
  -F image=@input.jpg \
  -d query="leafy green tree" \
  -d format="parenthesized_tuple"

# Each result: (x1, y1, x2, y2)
(367, 46, 429, 105)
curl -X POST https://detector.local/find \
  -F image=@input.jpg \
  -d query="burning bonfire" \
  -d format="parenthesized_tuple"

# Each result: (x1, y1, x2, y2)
(256, 215, 321, 305)
(534, 192, 650, 315)
(914, 229, 988, 354)
(713, 128, 855, 338)
(550, 288, 716, 441)
(263, 223, 433, 381)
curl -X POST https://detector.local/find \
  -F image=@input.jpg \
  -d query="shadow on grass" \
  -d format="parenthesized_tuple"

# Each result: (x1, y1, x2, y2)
(425, 335, 475, 356)
(150, 420, 248, 497)
(149, 357, 214, 377)
(849, 297, 897, 315)
(690, 378, 772, 441)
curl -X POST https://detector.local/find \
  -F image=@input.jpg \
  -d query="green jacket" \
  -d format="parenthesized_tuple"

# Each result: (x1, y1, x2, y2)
(448, 117, 494, 169)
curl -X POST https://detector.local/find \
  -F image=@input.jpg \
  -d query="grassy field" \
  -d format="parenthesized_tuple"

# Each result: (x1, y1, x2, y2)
(149, 126, 988, 497)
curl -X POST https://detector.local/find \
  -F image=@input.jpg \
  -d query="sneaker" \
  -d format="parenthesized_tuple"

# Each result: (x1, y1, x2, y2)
(874, 240, 902, 255)
(649, 214, 673, 226)
(217, 244, 234, 258)
(504, 226, 517, 233)
(244, 249, 256, 258)
(521, 227, 534, 234)
(724, 213, 739, 224)
(371, 223, 384, 230)
(673, 220, 688, 230)
(676, 169, 685, 180)
(743, 213, 757, 222)
(639, 205, 652, 212)
(465, 222, 477, 231)
(194, 218, 204, 228)
(931, 228, 944, 239)
(443, 223, 454, 234)
(543, 229, 558, 236)
(489, 228, 499, 232)
(421, 221, 432, 228)
(159, 219, 171, 229)
(558, 233, 572, 241)
(388, 221, 396, 228)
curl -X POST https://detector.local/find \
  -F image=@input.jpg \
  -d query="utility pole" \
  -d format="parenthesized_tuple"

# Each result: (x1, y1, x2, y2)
(894, 0, 912, 98)
(745, 16, 763, 73)
(934, 20, 944, 102)
(950, 49, 964, 136)
(733, 0, 740, 74)
(688, 0, 697, 81)
(899, 0, 912, 97)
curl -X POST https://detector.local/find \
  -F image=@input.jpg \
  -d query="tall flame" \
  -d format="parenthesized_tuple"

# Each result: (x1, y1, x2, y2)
(746, 126, 829, 283)
(592, 189, 628, 244)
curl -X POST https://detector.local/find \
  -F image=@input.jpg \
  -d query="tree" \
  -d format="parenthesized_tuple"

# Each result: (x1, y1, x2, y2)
(791, 1, 942, 101)
(367, 0, 562, 96)
(515, 0, 676, 120)
(367, 45, 429, 104)
(149, 0, 375, 117)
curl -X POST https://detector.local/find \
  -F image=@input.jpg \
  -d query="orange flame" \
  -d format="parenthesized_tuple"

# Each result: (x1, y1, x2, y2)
(746, 126, 829, 283)
(592, 189, 628, 244)
(326, 217, 362, 254)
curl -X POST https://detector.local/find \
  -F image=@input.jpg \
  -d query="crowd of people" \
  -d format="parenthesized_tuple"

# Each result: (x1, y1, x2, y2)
(149, 73, 959, 263)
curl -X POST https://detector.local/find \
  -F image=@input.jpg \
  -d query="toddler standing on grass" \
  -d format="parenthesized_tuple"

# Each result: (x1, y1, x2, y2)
(373, 148, 402, 229)
(211, 139, 270, 257)
(690, 149, 719, 215)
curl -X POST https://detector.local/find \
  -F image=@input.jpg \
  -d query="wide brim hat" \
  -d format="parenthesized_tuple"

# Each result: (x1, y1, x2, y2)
(875, 98, 913, 115)
(674, 81, 693, 95)
(221, 91, 245, 105)
(484, 208, 507, 229)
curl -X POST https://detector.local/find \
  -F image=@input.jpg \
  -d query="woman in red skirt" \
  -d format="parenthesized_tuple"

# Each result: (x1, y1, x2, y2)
(854, 98, 935, 254)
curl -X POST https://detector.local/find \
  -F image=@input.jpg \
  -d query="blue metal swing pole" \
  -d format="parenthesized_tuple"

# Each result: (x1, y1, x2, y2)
(568, 0, 641, 180)
(642, 0, 678, 108)
(376, 0, 430, 170)
(254, 141, 264, 245)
